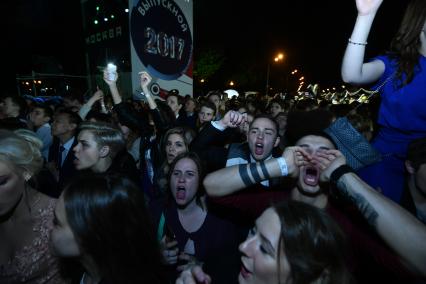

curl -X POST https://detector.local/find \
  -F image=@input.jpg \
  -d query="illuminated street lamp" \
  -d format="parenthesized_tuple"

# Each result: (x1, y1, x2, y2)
(266, 53, 284, 95)
(286, 69, 300, 91)
(229, 81, 235, 87)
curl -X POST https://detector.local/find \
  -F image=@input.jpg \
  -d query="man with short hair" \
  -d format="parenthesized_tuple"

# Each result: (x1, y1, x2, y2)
(197, 101, 216, 131)
(166, 91, 183, 119)
(47, 109, 81, 196)
(0, 95, 28, 128)
(191, 111, 282, 187)
(62, 93, 83, 112)
(204, 132, 421, 282)
(29, 104, 53, 161)
(207, 91, 223, 120)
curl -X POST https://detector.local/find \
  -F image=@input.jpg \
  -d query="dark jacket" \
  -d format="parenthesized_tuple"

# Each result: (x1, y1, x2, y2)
(47, 137, 79, 197)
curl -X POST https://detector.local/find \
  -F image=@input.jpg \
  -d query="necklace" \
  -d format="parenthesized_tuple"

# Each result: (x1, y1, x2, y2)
(0, 194, 23, 223)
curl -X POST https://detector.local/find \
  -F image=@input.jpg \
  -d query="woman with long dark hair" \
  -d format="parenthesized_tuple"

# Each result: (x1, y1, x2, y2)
(153, 152, 243, 283)
(176, 200, 351, 284)
(341, 0, 426, 203)
(50, 174, 165, 284)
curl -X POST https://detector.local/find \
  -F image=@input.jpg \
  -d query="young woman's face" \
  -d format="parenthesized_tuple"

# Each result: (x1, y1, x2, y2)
(50, 195, 81, 257)
(0, 160, 25, 216)
(170, 158, 199, 207)
(165, 133, 187, 164)
(239, 208, 290, 284)
(275, 114, 287, 132)
(270, 103, 283, 118)
(73, 130, 101, 171)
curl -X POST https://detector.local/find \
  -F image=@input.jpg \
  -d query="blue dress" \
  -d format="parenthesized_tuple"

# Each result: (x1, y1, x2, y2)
(358, 54, 426, 202)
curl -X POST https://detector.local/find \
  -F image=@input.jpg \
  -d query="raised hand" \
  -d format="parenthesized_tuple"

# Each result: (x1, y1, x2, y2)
(139, 71, 152, 91)
(356, 0, 383, 16)
(103, 69, 118, 86)
(218, 110, 247, 129)
(89, 87, 104, 103)
(176, 265, 212, 284)
(311, 149, 346, 182)
(282, 146, 311, 178)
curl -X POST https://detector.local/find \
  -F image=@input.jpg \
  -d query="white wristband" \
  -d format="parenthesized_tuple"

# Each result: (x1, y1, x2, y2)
(276, 157, 288, 176)
(211, 120, 226, 131)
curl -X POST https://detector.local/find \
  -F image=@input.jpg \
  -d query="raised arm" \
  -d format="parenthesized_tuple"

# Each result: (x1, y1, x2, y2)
(203, 146, 309, 197)
(78, 88, 104, 119)
(139, 71, 158, 110)
(103, 69, 122, 105)
(314, 150, 426, 276)
(341, 0, 386, 84)
(102, 69, 152, 137)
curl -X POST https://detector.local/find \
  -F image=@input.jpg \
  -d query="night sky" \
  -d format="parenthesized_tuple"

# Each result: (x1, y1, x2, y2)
(3, 0, 409, 92)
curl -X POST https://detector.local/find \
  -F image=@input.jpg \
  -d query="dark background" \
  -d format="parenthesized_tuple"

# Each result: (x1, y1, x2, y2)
(2, 0, 409, 93)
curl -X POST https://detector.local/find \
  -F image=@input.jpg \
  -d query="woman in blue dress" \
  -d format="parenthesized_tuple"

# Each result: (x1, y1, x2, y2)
(341, 0, 426, 202)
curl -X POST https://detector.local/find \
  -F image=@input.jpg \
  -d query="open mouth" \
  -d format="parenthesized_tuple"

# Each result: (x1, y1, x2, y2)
(303, 166, 320, 186)
(176, 186, 186, 200)
(254, 142, 264, 155)
(240, 260, 252, 279)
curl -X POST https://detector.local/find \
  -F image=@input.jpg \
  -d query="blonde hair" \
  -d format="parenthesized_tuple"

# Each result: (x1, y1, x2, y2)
(79, 121, 125, 159)
(0, 129, 43, 176)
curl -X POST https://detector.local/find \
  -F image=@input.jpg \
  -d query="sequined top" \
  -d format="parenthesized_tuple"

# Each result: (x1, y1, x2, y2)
(0, 197, 63, 283)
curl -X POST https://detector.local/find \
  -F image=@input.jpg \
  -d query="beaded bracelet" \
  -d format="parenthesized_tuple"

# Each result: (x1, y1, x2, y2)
(348, 38, 367, 46)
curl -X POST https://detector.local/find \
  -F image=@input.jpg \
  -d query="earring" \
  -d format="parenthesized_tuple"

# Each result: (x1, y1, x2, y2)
(23, 172, 32, 182)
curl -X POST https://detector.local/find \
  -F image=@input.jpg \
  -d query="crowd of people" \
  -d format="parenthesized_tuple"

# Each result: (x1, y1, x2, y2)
(1, 0, 426, 283)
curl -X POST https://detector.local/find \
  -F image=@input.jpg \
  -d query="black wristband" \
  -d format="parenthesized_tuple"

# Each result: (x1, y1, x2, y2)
(330, 165, 354, 184)
(239, 164, 252, 187)
(259, 161, 271, 180)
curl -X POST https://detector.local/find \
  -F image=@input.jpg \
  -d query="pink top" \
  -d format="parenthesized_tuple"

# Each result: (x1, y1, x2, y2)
(0, 197, 63, 283)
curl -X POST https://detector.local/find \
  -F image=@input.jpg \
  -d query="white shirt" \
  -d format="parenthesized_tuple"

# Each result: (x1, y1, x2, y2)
(35, 123, 52, 161)
(60, 137, 75, 167)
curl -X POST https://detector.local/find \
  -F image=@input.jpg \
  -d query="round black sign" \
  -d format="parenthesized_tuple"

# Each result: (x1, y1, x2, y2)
(131, 1, 192, 80)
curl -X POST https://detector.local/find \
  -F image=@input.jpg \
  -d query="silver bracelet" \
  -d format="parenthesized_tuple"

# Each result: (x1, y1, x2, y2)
(348, 38, 367, 46)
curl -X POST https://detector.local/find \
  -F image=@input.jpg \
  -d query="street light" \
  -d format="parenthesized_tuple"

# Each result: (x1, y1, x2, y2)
(266, 53, 284, 95)
(286, 69, 301, 92)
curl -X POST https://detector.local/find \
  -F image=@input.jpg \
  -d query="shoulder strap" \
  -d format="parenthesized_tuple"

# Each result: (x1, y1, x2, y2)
(157, 212, 165, 241)
(346, 73, 394, 116)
